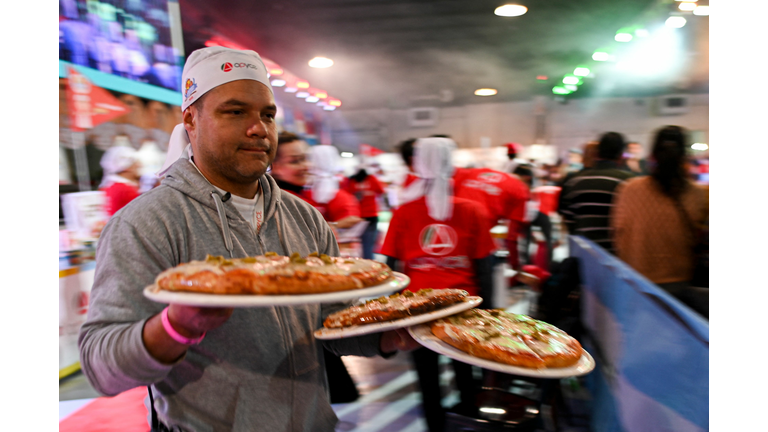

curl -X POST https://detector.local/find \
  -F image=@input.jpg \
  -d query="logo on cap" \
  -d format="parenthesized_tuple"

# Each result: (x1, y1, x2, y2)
(419, 224, 458, 256)
(222, 62, 258, 72)
(184, 78, 198, 100)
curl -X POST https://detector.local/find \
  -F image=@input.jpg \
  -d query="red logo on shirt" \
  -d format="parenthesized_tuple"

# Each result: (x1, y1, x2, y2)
(419, 224, 458, 256)
(222, 62, 233, 72)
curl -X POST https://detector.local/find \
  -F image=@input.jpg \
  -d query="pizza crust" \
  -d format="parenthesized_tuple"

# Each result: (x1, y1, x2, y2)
(155, 253, 393, 295)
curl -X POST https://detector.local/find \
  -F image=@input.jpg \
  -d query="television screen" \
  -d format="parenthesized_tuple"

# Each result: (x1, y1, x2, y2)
(59, 0, 181, 92)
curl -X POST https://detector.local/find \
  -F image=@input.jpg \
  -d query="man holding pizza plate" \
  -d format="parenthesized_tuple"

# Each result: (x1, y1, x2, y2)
(79, 46, 418, 432)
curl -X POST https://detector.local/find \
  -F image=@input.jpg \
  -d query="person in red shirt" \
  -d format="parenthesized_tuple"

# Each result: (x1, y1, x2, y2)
(268, 132, 362, 404)
(270, 132, 361, 229)
(381, 137, 496, 432)
(99, 145, 142, 216)
(341, 159, 386, 259)
(453, 165, 529, 271)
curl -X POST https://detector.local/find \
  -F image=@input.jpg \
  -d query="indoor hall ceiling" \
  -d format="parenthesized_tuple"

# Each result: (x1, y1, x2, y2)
(178, 0, 708, 110)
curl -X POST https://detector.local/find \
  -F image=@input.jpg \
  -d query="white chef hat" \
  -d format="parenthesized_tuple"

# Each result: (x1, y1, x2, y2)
(309, 145, 341, 204)
(158, 46, 274, 176)
(399, 137, 456, 221)
(100, 146, 139, 175)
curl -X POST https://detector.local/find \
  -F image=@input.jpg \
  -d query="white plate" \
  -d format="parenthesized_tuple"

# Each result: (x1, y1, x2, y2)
(314, 296, 483, 340)
(408, 323, 595, 378)
(143, 272, 410, 308)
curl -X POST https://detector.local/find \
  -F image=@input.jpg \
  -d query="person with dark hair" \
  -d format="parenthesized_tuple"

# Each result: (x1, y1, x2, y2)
(622, 142, 649, 175)
(558, 131, 635, 253)
(611, 126, 708, 317)
(398, 138, 419, 188)
(341, 159, 386, 260)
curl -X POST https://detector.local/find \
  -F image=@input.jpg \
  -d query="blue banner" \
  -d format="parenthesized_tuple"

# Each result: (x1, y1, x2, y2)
(570, 236, 708, 432)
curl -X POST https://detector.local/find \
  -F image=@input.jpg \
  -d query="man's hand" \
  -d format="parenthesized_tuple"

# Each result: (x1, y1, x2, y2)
(143, 305, 234, 364)
(379, 328, 421, 355)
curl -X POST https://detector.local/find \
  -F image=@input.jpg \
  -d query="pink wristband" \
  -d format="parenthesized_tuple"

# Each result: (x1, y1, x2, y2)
(161, 307, 205, 345)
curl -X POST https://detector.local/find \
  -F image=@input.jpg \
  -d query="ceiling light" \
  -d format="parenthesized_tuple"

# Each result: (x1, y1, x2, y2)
(269, 68, 283, 76)
(693, 5, 709, 16)
(270, 79, 286, 87)
(678, 2, 697, 11)
(573, 67, 590, 77)
(305, 96, 319, 103)
(316, 101, 328, 107)
(562, 75, 580, 85)
(340, 152, 353, 158)
(691, 143, 708, 151)
(296, 81, 310, 89)
(665, 16, 687, 28)
(615, 32, 633, 42)
(296, 91, 310, 98)
(536, 75, 548, 80)
(474, 88, 498, 96)
(552, 86, 571, 95)
(284, 87, 298, 93)
(494, 4, 527, 17)
(479, 407, 507, 415)
(323, 106, 336, 111)
(328, 99, 342, 107)
(308, 57, 334, 68)
(564, 84, 578, 91)
(315, 92, 328, 99)
(592, 51, 611, 61)
(635, 28, 649, 37)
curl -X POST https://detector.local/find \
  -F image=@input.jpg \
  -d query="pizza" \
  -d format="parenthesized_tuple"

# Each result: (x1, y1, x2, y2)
(323, 288, 470, 328)
(430, 309, 583, 369)
(154, 252, 393, 295)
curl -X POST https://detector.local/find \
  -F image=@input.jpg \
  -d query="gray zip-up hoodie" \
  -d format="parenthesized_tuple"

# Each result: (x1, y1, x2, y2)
(79, 158, 385, 432)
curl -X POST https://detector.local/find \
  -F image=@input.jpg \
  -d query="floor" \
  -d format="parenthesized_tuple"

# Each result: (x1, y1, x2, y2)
(60, 219, 589, 430)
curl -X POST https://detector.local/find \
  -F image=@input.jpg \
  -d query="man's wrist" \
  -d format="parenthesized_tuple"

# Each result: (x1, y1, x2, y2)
(163, 307, 205, 345)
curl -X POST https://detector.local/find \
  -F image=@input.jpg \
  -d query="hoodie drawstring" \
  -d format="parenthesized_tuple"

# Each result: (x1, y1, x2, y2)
(211, 192, 234, 258)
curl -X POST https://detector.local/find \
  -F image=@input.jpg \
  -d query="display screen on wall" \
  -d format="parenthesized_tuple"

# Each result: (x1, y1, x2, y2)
(59, 0, 182, 93)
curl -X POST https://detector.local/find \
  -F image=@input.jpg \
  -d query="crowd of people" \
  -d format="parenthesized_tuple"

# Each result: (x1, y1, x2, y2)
(80, 46, 709, 432)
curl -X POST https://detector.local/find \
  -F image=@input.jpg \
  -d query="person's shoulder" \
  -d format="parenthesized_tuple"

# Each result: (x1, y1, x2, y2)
(334, 188, 358, 203)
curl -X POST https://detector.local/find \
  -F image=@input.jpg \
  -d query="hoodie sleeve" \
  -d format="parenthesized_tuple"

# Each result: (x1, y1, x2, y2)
(78, 213, 180, 396)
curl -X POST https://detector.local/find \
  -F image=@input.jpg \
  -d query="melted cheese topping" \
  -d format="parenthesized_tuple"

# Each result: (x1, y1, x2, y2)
(155, 254, 389, 285)
(324, 289, 467, 327)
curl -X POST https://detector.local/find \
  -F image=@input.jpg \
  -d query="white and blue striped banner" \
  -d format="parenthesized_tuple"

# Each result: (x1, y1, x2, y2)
(570, 236, 709, 432)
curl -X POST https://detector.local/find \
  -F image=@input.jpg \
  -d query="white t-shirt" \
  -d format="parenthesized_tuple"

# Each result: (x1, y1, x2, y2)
(214, 185, 264, 233)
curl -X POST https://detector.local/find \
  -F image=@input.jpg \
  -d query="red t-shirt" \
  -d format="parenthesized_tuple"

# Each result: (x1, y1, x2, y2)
(103, 182, 140, 216)
(380, 196, 496, 296)
(402, 172, 419, 188)
(453, 167, 529, 226)
(341, 175, 385, 218)
(285, 189, 361, 222)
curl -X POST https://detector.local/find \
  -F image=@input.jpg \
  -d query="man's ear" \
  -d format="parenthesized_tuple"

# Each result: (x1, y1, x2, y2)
(182, 107, 196, 142)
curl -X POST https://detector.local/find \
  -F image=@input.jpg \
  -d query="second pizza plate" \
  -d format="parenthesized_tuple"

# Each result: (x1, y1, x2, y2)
(314, 296, 483, 340)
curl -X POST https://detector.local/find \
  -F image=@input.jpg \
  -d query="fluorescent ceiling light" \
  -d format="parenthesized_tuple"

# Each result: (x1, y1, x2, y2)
(564, 84, 578, 91)
(474, 88, 498, 96)
(592, 51, 611, 61)
(305, 96, 319, 103)
(479, 407, 507, 414)
(270, 79, 286, 87)
(615, 33, 633, 42)
(574, 67, 590, 77)
(562, 76, 580, 85)
(323, 106, 336, 111)
(666, 16, 687, 28)
(552, 86, 571, 95)
(494, 4, 527, 17)
(295, 91, 310, 98)
(691, 143, 708, 151)
(678, 2, 697, 11)
(308, 57, 334, 68)
(284, 87, 298, 93)
(340, 152, 353, 158)
(693, 5, 709, 16)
